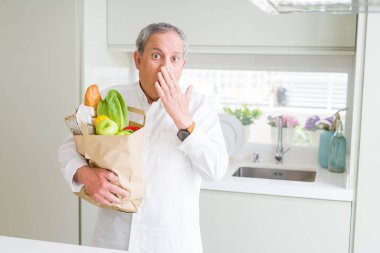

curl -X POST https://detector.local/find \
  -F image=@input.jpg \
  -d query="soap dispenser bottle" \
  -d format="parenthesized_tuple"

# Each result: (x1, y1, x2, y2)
(328, 118, 346, 173)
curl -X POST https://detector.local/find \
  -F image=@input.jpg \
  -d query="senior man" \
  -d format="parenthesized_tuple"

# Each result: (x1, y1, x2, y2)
(58, 22, 229, 253)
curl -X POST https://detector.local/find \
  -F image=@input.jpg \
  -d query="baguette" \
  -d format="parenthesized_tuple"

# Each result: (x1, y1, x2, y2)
(84, 84, 102, 115)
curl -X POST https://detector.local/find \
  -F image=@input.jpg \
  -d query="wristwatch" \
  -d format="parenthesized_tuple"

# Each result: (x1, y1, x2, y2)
(177, 122, 195, 141)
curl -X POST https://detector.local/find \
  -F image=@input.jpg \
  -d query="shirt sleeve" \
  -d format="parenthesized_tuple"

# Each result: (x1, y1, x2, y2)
(57, 135, 87, 192)
(177, 97, 229, 182)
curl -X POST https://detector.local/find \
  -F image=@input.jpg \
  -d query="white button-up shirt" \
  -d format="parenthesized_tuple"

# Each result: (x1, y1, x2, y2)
(58, 82, 229, 253)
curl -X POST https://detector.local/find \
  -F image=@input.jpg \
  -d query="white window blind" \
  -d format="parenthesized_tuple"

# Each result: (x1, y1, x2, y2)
(180, 69, 348, 111)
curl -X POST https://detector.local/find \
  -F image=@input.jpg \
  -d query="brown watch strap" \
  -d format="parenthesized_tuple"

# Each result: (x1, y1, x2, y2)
(187, 122, 196, 134)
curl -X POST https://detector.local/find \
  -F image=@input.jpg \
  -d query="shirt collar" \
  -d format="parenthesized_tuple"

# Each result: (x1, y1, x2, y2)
(136, 81, 163, 111)
(136, 81, 151, 112)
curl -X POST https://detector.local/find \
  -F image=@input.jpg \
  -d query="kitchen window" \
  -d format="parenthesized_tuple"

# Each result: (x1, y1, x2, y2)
(181, 69, 347, 111)
(180, 53, 354, 147)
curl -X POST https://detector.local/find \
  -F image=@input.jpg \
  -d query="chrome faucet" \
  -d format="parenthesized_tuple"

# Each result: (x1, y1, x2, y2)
(252, 152, 260, 163)
(275, 115, 284, 162)
(274, 115, 290, 162)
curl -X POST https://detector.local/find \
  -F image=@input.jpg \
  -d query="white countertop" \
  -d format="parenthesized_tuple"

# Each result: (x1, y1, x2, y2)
(0, 236, 127, 253)
(201, 144, 353, 202)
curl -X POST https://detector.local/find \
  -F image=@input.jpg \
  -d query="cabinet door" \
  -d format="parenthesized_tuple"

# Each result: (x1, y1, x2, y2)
(107, 0, 356, 53)
(81, 202, 99, 246)
(353, 13, 380, 253)
(0, 0, 81, 244)
(200, 190, 351, 253)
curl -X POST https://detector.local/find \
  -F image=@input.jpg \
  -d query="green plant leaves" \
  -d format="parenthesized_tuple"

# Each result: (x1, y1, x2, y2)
(223, 104, 262, 126)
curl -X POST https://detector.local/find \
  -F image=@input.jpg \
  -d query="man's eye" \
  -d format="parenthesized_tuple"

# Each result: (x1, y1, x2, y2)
(172, 56, 180, 63)
(152, 53, 161, 60)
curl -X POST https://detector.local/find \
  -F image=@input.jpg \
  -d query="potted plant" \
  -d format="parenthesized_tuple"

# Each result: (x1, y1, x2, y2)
(223, 104, 262, 126)
(223, 104, 262, 142)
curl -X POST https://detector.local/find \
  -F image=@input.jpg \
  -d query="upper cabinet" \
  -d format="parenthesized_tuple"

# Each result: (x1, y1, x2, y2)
(107, 0, 357, 54)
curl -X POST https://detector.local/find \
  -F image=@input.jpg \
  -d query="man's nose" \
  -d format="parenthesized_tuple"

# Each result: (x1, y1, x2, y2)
(159, 58, 172, 72)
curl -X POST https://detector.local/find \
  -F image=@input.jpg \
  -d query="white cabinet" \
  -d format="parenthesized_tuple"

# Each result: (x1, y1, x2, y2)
(353, 13, 380, 253)
(200, 190, 351, 253)
(107, 0, 357, 53)
(81, 202, 99, 246)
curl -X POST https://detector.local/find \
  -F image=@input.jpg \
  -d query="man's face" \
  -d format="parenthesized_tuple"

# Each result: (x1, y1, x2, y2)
(134, 31, 186, 102)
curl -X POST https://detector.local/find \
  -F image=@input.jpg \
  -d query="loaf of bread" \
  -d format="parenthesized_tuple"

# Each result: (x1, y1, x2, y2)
(84, 84, 102, 115)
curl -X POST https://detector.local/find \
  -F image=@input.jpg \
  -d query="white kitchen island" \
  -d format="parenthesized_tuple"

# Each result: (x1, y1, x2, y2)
(0, 236, 127, 253)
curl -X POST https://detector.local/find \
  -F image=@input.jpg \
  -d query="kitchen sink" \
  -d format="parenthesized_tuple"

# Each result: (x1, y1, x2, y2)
(232, 166, 316, 182)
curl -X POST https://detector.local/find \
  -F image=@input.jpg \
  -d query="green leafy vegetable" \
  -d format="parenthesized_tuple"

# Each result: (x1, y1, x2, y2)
(96, 89, 128, 131)
(97, 100, 108, 116)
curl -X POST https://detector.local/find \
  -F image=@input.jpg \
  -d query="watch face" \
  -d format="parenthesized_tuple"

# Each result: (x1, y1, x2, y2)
(177, 129, 190, 141)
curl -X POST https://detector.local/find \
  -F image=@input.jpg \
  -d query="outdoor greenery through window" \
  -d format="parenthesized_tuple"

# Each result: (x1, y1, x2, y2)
(180, 69, 348, 147)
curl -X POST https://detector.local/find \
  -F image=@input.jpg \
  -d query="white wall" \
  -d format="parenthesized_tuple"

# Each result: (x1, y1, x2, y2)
(83, 0, 134, 92)
(353, 13, 380, 253)
(0, 0, 81, 244)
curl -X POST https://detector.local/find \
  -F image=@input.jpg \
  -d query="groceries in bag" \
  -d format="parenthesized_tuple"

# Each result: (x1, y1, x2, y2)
(64, 84, 145, 213)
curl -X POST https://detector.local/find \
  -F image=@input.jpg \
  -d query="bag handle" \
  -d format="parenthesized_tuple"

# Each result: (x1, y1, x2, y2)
(79, 122, 90, 155)
(127, 106, 146, 127)
(80, 122, 90, 136)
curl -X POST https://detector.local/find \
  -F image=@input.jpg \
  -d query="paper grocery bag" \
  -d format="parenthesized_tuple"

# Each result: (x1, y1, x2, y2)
(73, 107, 145, 213)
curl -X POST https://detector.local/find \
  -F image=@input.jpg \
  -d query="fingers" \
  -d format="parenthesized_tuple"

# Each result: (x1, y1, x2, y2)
(103, 170, 119, 183)
(90, 185, 128, 207)
(155, 67, 193, 130)
(185, 85, 193, 100)
(84, 168, 130, 207)
(90, 190, 114, 207)
(157, 67, 181, 99)
(93, 185, 129, 207)
(102, 170, 130, 199)
(109, 183, 130, 200)
(164, 67, 181, 93)
(104, 192, 122, 205)
(160, 67, 175, 90)
(157, 72, 172, 98)
(155, 81, 166, 100)
(97, 198, 113, 207)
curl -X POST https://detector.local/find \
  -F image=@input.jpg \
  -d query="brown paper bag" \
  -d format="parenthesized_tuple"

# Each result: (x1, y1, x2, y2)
(72, 107, 145, 213)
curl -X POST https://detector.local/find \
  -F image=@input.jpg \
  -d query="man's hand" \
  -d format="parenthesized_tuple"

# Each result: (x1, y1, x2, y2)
(155, 67, 194, 129)
(74, 165, 129, 207)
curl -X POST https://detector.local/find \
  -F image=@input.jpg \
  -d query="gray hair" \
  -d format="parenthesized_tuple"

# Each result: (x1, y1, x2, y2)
(136, 22, 188, 58)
